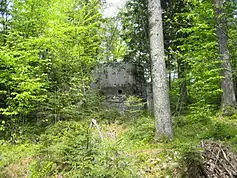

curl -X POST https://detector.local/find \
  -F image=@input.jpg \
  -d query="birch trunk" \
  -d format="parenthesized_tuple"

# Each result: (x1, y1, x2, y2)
(213, 0, 236, 111)
(148, 0, 172, 139)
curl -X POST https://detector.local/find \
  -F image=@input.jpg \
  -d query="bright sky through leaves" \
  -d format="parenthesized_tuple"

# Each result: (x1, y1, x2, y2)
(103, 0, 127, 17)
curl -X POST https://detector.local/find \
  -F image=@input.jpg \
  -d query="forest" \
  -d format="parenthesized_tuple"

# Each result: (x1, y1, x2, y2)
(1, 0, 237, 177)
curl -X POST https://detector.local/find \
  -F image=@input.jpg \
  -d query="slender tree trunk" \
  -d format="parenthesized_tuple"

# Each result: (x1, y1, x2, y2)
(177, 60, 189, 113)
(148, 0, 172, 139)
(213, 0, 236, 111)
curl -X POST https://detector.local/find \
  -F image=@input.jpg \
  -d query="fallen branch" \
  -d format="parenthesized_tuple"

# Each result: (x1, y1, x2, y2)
(89, 118, 104, 140)
(186, 140, 237, 178)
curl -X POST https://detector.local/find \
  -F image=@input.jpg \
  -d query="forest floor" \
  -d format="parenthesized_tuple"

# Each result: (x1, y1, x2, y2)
(0, 113, 237, 177)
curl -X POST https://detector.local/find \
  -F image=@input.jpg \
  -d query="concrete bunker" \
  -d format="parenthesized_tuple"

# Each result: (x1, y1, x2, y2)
(92, 62, 147, 110)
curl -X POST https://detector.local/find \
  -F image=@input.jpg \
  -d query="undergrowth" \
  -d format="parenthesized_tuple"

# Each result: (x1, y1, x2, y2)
(0, 111, 237, 177)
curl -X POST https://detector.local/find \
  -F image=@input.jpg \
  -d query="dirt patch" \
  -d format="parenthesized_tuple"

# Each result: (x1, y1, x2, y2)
(1, 157, 32, 178)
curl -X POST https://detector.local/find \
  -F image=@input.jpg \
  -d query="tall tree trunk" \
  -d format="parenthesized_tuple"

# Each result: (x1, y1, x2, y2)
(148, 0, 172, 139)
(213, 0, 236, 111)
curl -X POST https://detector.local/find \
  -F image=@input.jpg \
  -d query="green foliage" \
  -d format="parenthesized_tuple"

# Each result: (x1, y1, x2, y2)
(125, 96, 146, 120)
(65, 140, 137, 177)
(201, 117, 237, 141)
(172, 115, 237, 177)
(2, 0, 237, 176)
(1, 114, 237, 177)
(207, 122, 237, 140)
(100, 17, 128, 62)
(1, 121, 43, 144)
(174, 114, 237, 145)
(119, 0, 150, 79)
(172, 0, 222, 112)
(93, 108, 124, 124)
(121, 0, 224, 116)
(0, 142, 39, 178)
(28, 160, 56, 178)
(124, 116, 155, 145)
(188, 104, 214, 123)
(0, 33, 48, 117)
(27, 120, 137, 177)
(173, 116, 209, 145)
(0, 0, 104, 133)
(28, 121, 98, 177)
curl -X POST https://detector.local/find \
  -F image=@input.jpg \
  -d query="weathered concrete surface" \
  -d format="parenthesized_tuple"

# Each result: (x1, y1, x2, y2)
(92, 62, 146, 110)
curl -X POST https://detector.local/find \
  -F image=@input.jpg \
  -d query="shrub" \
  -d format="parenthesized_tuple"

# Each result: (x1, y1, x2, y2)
(124, 116, 155, 144)
(206, 121, 237, 140)
(29, 120, 137, 177)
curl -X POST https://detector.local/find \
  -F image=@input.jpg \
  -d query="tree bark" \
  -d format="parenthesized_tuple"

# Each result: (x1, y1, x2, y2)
(148, 0, 172, 139)
(213, 0, 236, 110)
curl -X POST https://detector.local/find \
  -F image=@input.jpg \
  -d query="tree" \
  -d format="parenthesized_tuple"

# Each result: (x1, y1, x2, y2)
(0, 0, 104, 125)
(162, 0, 191, 113)
(0, 0, 9, 111)
(170, 1, 223, 119)
(100, 17, 127, 62)
(148, 0, 172, 139)
(120, 0, 151, 79)
(120, 0, 192, 113)
(213, 0, 236, 111)
(0, 0, 52, 120)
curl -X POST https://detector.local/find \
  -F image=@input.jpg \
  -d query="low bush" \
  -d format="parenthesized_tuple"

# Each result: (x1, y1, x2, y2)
(28, 120, 137, 177)
(122, 116, 155, 147)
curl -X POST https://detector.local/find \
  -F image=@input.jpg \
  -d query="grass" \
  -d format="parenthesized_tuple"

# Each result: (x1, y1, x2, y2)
(0, 113, 237, 177)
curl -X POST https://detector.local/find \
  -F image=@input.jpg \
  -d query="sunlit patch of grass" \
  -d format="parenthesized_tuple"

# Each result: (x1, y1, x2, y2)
(0, 142, 40, 177)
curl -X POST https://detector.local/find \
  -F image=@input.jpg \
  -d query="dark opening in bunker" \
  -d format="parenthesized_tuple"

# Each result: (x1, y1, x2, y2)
(118, 89, 123, 94)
